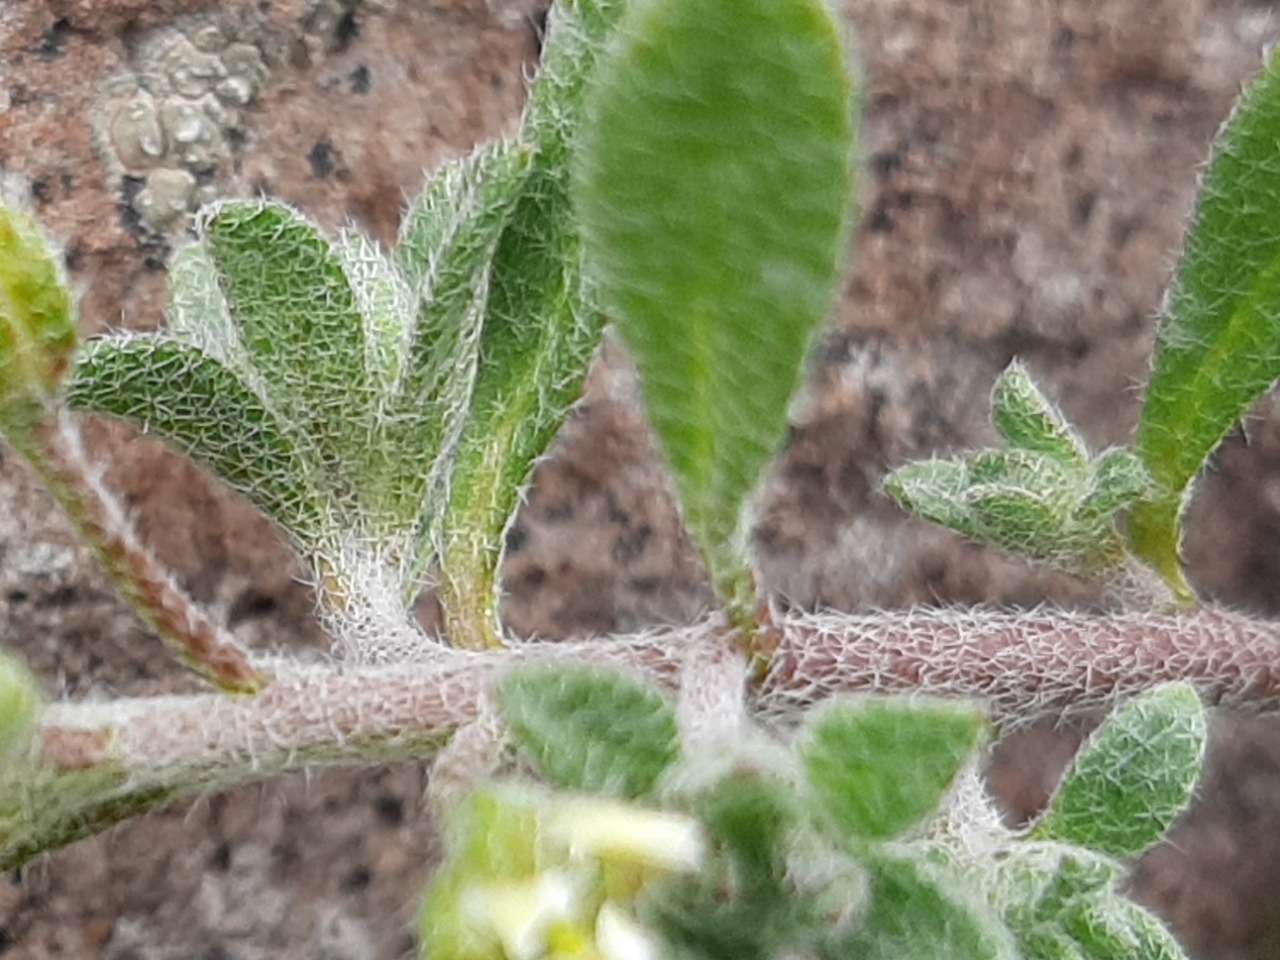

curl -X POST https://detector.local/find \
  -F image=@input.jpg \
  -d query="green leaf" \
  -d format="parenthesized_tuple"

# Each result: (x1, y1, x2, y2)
(199, 201, 373, 495)
(883, 459, 977, 533)
(977, 842, 1187, 960)
(334, 230, 417, 403)
(967, 448, 1083, 493)
(833, 855, 1018, 960)
(644, 774, 813, 960)
(165, 243, 245, 369)
(0, 204, 77, 429)
(1034, 683, 1205, 858)
(386, 141, 532, 581)
(498, 664, 680, 798)
(801, 698, 984, 841)
(967, 485, 1070, 558)
(991, 362, 1087, 463)
(1131, 47, 1280, 598)
(574, 0, 855, 610)
(436, 2, 621, 645)
(1059, 896, 1185, 960)
(66, 336, 332, 554)
(1018, 929, 1089, 960)
(0, 649, 40, 773)
(1076, 449, 1152, 526)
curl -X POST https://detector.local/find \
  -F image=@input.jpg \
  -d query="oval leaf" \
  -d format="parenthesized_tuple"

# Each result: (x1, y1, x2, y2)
(1034, 683, 1205, 859)
(389, 141, 532, 584)
(883, 459, 976, 534)
(978, 843, 1185, 960)
(801, 698, 984, 841)
(967, 486, 1070, 559)
(575, 0, 855, 609)
(498, 664, 680, 798)
(199, 201, 374, 493)
(1131, 48, 1280, 597)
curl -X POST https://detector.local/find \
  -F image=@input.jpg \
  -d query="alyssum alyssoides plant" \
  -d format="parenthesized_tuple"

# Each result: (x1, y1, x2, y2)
(6, 0, 1280, 955)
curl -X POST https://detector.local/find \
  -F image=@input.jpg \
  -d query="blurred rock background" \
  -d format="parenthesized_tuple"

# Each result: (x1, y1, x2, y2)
(3, 0, 1280, 956)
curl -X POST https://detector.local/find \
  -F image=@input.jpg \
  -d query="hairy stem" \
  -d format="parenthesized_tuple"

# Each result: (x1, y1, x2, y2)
(759, 605, 1280, 724)
(15, 605, 1280, 868)
(14, 410, 267, 693)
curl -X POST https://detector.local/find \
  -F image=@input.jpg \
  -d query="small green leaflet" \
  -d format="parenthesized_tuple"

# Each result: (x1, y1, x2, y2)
(801, 697, 984, 841)
(1034, 683, 1205, 859)
(832, 854, 1019, 960)
(498, 664, 680, 798)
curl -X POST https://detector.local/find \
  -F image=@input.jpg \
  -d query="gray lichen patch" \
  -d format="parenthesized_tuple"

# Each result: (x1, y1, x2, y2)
(133, 168, 198, 230)
(92, 16, 271, 238)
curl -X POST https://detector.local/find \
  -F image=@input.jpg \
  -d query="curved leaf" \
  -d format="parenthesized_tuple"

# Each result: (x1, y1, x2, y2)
(198, 201, 374, 495)
(1131, 48, 1280, 597)
(991, 362, 1086, 463)
(834, 855, 1019, 960)
(67, 336, 332, 553)
(387, 141, 532, 580)
(978, 843, 1186, 960)
(1034, 683, 1205, 859)
(437, 1, 622, 645)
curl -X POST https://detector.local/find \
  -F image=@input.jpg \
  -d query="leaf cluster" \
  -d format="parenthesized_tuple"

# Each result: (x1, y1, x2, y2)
(885, 363, 1151, 579)
(421, 665, 1204, 960)
(886, 45, 1280, 604)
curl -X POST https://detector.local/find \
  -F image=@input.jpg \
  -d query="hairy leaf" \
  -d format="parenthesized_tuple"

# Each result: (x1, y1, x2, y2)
(0, 204, 77, 429)
(978, 843, 1186, 960)
(67, 336, 332, 554)
(335, 230, 417, 403)
(1131, 47, 1280, 597)
(968, 486, 1071, 557)
(886, 406, 1142, 576)
(387, 141, 532, 580)
(574, 0, 855, 609)
(644, 774, 813, 960)
(1034, 683, 1205, 858)
(499, 665, 680, 798)
(1060, 896, 1185, 960)
(834, 855, 1019, 960)
(165, 243, 245, 370)
(437, 0, 623, 644)
(991, 362, 1086, 463)
(1075, 449, 1152, 525)
(883, 459, 975, 532)
(199, 201, 373, 498)
(802, 698, 984, 841)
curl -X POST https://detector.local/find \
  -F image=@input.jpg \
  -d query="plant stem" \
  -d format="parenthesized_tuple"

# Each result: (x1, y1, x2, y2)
(758, 605, 1280, 724)
(14, 410, 267, 693)
(18, 605, 1280, 869)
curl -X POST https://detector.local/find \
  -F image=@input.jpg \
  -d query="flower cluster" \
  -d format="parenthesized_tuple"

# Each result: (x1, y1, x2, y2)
(421, 786, 706, 960)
